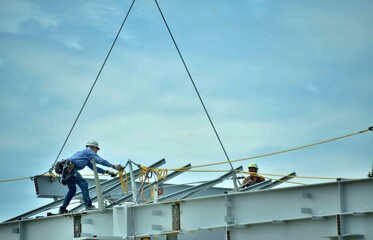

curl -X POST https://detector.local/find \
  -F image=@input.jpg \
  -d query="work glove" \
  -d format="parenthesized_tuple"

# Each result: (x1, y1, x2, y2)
(106, 170, 117, 177)
(112, 164, 123, 171)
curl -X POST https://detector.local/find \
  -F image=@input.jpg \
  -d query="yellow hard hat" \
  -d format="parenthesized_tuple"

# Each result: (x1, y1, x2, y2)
(248, 162, 258, 169)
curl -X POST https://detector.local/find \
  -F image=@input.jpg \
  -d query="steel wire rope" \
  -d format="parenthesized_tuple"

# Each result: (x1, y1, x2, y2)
(30, 0, 137, 180)
(163, 126, 373, 171)
(239, 171, 339, 181)
(257, 172, 340, 180)
(255, 176, 307, 186)
(2, 126, 371, 184)
(153, 0, 236, 173)
(0, 177, 30, 183)
(2, 127, 365, 183)
(0, 170, 355, 184)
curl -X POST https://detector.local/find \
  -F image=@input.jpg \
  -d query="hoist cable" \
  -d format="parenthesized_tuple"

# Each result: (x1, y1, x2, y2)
(153, 0, 235, 172)
(3, 125, 372, 183)
(31, 0, 137, 180)
(161, 127, 372, 171)
(193, 127, 373, 169)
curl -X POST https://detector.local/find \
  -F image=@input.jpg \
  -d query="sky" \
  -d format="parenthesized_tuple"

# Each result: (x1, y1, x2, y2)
(0, 0, 372, 222)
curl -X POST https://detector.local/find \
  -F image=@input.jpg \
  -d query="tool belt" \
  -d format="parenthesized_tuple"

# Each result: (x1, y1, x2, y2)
(64, 160, 75, 174)
(55, 159, 75, 175)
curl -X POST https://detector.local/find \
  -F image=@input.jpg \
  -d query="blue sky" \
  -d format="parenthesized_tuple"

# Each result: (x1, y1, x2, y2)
(1, 0, 372, 221)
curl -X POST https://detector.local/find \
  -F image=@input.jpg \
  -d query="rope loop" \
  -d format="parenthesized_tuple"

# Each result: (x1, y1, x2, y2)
(137, 166, 169, 202)
(118, 169, 129, 194)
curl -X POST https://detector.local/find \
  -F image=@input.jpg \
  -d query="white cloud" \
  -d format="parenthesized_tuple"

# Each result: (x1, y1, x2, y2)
(79, 1, 127, 32)
(0, 1, 58, 34)
(63, 37, 82, 50)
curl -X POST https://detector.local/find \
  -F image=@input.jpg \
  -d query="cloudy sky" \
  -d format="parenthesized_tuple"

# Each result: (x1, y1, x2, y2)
(1, 0, 372, 221)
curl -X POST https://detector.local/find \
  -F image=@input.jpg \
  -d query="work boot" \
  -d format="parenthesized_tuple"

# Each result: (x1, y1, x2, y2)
(58, 208, 68, 214)
(85, 205, 97, 211)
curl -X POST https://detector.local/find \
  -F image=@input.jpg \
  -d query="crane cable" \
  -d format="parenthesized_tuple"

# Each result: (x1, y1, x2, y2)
(153, 0, 236, 174)
(3, 126, 372, 183)
(30, 0, 137, 181)
(93, 126, 373, 190)
(169, 126, 373, 170)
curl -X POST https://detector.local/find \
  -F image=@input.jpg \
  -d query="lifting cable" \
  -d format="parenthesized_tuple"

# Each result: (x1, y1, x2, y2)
(167, 126, 373, 170)
(154, 0, 236, 173)
(30, 0, 137, 181)
(0, 170, 354, 184)
(0, 177, 30, 183)
(4, 126, 372, 184)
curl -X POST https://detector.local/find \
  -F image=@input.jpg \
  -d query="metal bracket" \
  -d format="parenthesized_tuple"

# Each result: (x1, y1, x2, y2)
(74, 215, 82, 238)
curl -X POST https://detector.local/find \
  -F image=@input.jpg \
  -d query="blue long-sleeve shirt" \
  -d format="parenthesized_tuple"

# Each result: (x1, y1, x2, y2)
(68, 148, 112, 174)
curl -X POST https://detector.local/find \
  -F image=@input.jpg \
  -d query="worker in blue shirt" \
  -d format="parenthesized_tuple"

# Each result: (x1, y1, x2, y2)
(58, 140, 121, 214)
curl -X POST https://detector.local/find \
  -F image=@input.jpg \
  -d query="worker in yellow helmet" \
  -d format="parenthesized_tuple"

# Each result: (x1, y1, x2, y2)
(241, 163, 265, 188)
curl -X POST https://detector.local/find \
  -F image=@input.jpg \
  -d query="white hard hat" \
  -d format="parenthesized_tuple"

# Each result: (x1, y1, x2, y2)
(86, 140, 100, 150)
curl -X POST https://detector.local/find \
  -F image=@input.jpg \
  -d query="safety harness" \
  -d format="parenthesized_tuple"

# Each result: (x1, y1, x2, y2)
(54, 160, 76, 185)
